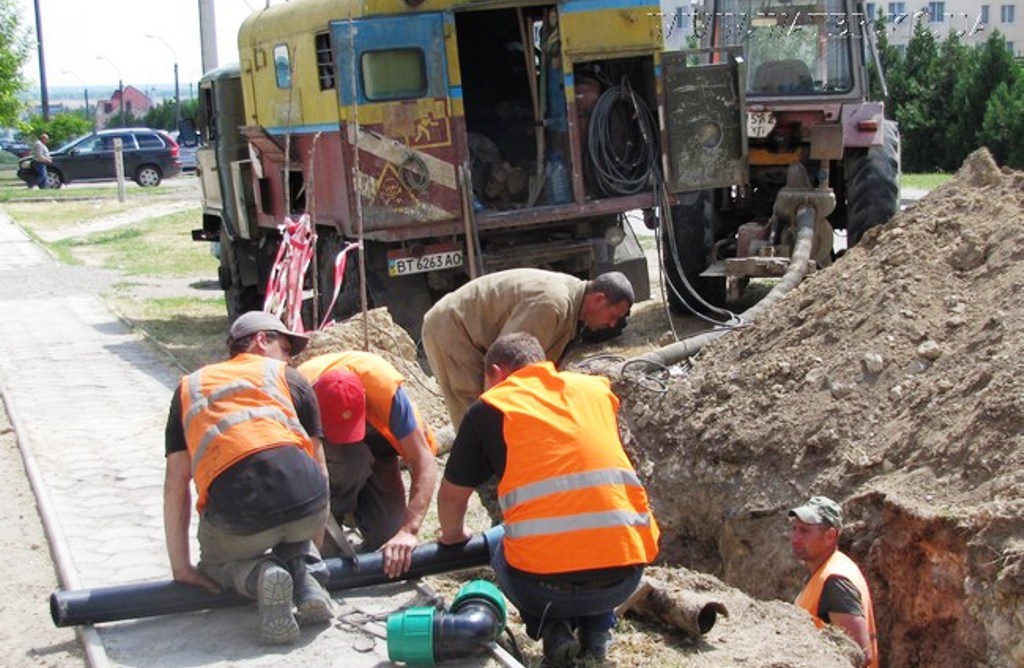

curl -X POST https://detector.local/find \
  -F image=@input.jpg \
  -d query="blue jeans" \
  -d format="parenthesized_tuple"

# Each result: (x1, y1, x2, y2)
(490, 538, 643, 639)
(34, 161, 48, 189)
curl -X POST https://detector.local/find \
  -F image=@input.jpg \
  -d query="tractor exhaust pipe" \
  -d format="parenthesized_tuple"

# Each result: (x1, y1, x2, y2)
(50, 526, 505, 628)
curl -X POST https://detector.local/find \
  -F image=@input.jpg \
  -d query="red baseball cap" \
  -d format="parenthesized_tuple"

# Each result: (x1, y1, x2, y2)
(313, 369, 366, 444)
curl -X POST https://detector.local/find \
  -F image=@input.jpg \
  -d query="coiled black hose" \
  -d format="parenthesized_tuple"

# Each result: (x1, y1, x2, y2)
(586, 78, 659, 197)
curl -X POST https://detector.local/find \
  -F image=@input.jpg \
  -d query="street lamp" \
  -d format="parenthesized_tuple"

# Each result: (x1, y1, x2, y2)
(62, 70, 90, 123)
(96, 56, 125, 127)
(146, 34, 180, 130)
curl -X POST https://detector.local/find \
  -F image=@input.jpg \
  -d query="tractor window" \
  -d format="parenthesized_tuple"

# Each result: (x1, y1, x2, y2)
(711, 0, 855, 95)
(274, 44, 292, 89)
(360, 48, 427, 101)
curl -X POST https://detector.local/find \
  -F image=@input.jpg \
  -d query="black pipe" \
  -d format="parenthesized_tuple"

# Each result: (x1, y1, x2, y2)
(51, 527, 503, 628)
(432, 598, 505, 663)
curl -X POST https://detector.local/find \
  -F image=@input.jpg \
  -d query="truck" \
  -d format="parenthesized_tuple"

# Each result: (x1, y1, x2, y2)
(193, 0, 749, 338)
(659, 0, 900, 310)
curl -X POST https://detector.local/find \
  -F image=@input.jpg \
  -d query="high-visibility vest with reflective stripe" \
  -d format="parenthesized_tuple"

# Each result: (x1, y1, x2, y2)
(298, 352, 438, 458)
(180, 353, 314, 512)
(483, 362, 659, 574)
(796, 550, 879, 668)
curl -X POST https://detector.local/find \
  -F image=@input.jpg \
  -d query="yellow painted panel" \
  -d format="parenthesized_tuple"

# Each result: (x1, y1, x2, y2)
(561, 7, 662, 55)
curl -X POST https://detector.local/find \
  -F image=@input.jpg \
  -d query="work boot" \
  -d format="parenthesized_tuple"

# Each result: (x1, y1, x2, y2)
(540, 620, 579, 668)
(292, 565, 333, 626)
(255, 563, 300, 644)
(579, 628, 613, 662)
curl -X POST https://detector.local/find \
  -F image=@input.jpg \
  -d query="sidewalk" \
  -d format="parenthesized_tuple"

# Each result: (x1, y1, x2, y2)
(0, 213, 494, 667)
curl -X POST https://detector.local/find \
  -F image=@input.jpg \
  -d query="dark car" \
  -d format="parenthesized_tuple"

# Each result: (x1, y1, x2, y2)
(17, 128, 183, 189)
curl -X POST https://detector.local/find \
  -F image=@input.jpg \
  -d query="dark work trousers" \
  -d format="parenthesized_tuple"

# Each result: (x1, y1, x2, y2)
(490, 538, 643, 639)
(324, 432, 405, 551)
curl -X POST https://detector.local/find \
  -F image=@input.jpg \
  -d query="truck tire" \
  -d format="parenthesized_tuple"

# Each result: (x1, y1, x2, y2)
(219, 238, 262, 319)
(661, 190, 726, 314)
(844, 120, 900, 246)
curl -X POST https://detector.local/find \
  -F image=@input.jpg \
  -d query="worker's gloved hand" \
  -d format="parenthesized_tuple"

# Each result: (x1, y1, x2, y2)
(381, 529, 419, 579)
(172, 563, 221, 594)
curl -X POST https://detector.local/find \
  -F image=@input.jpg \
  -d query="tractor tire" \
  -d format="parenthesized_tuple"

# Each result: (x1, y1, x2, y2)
(316, 229, 364, 325)
(844, 120, 900, 247)
(661, 190, 726, 314)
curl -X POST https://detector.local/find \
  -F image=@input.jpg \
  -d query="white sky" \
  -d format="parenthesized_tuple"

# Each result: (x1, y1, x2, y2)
(17, 0, 267, 92)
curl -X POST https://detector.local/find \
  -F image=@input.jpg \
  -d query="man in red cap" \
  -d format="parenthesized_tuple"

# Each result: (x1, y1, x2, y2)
(298, 351, 438, 579)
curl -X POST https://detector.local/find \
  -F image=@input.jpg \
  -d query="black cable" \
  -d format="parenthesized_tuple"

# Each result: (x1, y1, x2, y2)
(586, 77, 658, 197)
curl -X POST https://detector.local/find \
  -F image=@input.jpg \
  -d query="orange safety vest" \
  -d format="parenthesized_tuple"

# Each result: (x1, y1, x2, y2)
(796, 550, 879, 668)
(483, 362, 659, 574)
(180, 353, 315, 512)
(298, 352, 437, 458)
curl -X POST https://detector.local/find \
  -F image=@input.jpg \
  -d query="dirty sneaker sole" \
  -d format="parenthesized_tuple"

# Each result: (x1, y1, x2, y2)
(258, 566, 299, 644)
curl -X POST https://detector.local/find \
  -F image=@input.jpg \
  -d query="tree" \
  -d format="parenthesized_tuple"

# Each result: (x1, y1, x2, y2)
(25, 111, 91, 147)
(980, 74, 1024, 168)
(890, 21, 940, 171)
(948, 31, 1019, 168)
(0, 0, 30, 127)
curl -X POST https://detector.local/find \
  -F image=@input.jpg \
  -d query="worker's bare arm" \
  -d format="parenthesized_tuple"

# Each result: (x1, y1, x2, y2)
(437, 479, 474, 545)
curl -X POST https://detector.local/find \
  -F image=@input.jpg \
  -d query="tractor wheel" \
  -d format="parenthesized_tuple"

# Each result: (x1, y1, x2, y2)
(661, 190, 726, 314)
(316, 229, 363, 326)
(844, 120, 900, 246)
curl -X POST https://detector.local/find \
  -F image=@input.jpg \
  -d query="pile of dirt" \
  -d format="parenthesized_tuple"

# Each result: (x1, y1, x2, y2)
(619, 149, 1023, 667)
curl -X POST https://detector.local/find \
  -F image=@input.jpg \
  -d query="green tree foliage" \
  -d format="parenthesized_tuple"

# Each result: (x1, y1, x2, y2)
(0, 0, 30, 126)
(140, 98, 199, 131)
(25, 111, 91, 147)
(883, 23, 1022, 171)
(980, 75, 1024, 168)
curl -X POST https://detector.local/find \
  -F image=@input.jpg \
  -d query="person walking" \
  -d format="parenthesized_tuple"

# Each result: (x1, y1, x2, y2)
(31, 132, 53, 189)
(297, 351, 438, 579)
(789, 496, 878, 668)
(163, 311, 334, 645)
(438, 332, 659, 666)
(421, 268, 634, 429)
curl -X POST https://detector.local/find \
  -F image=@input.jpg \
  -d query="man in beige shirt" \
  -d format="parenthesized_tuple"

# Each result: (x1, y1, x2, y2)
(421, 268, 634, 428)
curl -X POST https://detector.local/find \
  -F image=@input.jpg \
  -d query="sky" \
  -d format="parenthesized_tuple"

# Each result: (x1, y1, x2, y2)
(17, 0, 266, 96)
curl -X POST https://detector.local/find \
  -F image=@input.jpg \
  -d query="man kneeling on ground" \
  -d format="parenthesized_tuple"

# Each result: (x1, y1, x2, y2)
(163, 311, 333, 644)
(438, 332, 659, 666)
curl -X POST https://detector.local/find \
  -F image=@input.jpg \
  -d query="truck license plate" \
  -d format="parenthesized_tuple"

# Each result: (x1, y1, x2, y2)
(747, 111, 776, 139)
(387, 244, 464, 277)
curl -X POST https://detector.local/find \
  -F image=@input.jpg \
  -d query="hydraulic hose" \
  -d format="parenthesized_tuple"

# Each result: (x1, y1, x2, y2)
(627, 202, 818, 369)
(50, 526, 505, 628)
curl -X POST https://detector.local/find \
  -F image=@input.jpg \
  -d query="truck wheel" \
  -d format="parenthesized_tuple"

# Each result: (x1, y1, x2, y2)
(220, 239, 262, 319)
(661, 190, 726, 314)
(844, 120, 900, 246)
(317, 230, 363, 325)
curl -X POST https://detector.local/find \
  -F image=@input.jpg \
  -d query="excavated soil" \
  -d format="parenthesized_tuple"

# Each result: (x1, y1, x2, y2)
(617, 149, 1023, 667)
(290, 151, 1022, 666)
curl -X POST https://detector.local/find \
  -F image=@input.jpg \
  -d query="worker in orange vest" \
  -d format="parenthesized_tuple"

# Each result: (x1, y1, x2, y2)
(438, 332, 659, 667)
(790, 496, 879, 668)
(298, 351, 438, 579)
(164, 311, 332, 645)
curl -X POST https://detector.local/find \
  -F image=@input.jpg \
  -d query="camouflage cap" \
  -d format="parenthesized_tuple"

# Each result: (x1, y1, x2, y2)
(788, 496, 843, 529)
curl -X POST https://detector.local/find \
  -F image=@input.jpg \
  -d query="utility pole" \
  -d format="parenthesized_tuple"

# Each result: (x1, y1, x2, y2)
(33, 0, 49, 121)
(96, 57, 125, 127)
(63, 71, 91, 127)
(198, 0, 218, 75)
(147, 35, 181, 129)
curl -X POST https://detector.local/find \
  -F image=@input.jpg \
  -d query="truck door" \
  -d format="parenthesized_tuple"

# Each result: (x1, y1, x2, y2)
(331, 14, 460, 232)
(662, 50, 748, 192)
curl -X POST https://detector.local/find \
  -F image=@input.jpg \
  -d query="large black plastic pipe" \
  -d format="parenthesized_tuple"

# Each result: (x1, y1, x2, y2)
(51, 527, 504, 628)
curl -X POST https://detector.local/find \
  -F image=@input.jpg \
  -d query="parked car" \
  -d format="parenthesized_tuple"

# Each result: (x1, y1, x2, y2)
(16, 127, 183, 189)
(169, 128, 197, 173)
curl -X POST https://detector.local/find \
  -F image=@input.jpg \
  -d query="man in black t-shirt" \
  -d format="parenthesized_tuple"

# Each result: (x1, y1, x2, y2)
(163, 311, 332, 645)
